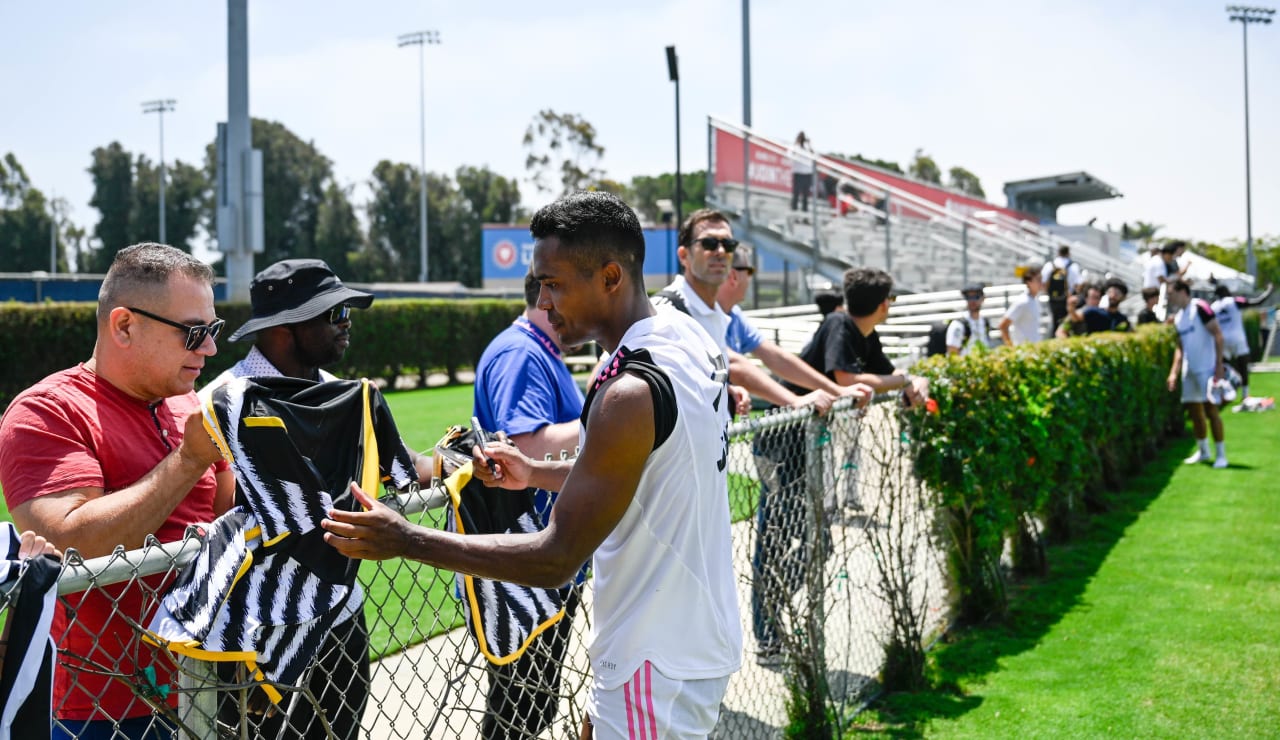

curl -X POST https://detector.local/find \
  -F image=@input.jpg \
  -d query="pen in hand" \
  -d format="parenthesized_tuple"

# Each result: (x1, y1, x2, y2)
(471, 416, 498, 474)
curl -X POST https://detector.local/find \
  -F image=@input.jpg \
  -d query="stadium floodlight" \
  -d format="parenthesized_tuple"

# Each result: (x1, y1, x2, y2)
(397, 30, 441, 283)
(142, 99, 177, 244)
(665, 46, 682, 230)
(1225, 5, 1273, 279)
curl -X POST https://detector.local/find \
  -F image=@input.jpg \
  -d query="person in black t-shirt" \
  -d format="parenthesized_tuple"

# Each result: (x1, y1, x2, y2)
(1080, 278, 1133, 334)
(1137, 287, 1161, 325)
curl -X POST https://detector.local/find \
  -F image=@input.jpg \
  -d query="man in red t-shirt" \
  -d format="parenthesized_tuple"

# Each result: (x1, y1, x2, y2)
(0, 242, 232, 739)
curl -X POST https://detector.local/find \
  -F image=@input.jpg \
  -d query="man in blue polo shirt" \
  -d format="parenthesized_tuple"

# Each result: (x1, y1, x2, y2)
(472, 271, 586, 739)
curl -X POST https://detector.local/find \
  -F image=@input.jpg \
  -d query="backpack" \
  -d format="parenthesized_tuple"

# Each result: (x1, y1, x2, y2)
(926, 320, 971, 357)
(1048, 259, 1071, 302)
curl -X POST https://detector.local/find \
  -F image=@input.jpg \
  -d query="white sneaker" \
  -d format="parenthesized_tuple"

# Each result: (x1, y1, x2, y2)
(1184, 451, 1211, 465)
(1213, 456, 1229, 469)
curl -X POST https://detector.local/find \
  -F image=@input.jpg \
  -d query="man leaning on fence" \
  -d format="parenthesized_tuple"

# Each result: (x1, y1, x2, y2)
(714, 243, 871, 665)
(323, 191, 743, 739)
(0, 242, 234, 739)
(201, 257, 389, 740)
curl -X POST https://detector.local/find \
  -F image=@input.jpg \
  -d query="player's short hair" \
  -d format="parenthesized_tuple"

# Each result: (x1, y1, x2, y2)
(1141, 287, 1160, 302)
(1170, 279, 1192, 295)
(529, 191, 645, 282)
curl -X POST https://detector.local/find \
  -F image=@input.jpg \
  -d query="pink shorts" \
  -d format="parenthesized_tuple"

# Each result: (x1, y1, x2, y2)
(585, 661, 730, 739)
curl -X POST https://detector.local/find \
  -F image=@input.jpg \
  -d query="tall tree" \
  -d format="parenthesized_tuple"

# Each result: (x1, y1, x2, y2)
(947, 166, 985, 198)
(446, 165, 525, 287)
(314, 182, 362, 276)
(0, 153, 63, 272)
(522, 110, 605, 196)
(626, 171, 707, 224)
(360, 160, 420, 282)
(908, 149, 941, 185)
(130, 156, 207, 252)
(203, 118, 333, 266)
(87, 142, 134, 271)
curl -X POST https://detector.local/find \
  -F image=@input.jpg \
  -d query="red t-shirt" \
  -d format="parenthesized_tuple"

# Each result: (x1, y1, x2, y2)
(0, 363, 224, 720)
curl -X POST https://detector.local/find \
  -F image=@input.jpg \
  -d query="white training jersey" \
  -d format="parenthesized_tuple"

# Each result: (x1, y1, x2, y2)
(582, 310, 742, 690)
(1003, 291, 1042, 345)
(1211, 296, 1251, 358)
(1174, 299, 1219, 375)
(651, 274, 731, 365)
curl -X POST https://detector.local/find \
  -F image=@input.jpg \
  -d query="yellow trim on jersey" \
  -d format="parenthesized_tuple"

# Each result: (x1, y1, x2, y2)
(444, 464, 568, 666)
(243, 416, 286, 429)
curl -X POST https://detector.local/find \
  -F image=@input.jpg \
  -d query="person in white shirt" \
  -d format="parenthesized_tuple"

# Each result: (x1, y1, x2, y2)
(999, 266, 1044, 346)
(790, 131, 815, 212)
(1211, 281, 1274, 399)
(323, 191, 743, 739)
(946, 283, 993, 356)
(1166, 279, 1229, 468)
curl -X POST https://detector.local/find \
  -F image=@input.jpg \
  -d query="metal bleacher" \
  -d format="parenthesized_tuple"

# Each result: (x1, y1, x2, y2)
(705, 117, 1144, 297)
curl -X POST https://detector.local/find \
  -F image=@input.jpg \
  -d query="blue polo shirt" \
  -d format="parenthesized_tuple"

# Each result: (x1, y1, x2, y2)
(473, 316, 585, 526)
(725, 305, 764, 355)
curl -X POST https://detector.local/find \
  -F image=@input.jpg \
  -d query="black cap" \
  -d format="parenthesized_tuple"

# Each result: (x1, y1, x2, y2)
(228, 259, 374, 342)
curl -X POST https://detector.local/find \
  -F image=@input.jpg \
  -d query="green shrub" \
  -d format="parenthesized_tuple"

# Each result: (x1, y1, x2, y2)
(0, 298, 524, 411)
(907, 326, 1182, 623)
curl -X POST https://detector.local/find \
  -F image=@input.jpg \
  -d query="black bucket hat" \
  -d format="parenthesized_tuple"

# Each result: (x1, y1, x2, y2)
(227, 259, 374, 342)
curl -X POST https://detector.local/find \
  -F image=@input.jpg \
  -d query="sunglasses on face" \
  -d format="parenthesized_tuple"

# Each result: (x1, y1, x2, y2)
(327, 304, 352, 324)
(733, 265, 755, 277)
(692, 236, 739, 253)
(127, 306, 225, 351)
(963, 293, 983, 301)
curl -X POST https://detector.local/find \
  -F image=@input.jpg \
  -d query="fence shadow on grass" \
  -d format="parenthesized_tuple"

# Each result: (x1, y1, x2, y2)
(864, 437, 1186, 738)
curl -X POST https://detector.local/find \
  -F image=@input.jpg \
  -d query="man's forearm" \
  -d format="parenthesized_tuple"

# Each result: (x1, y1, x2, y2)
(509, 421, 582, 462)
(754, 342, 844, 395)
(730, 352, 800, 406)
(14, 450, 215, 559)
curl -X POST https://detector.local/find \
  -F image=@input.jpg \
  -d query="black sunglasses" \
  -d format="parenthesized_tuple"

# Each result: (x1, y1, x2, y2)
(127, 307, 225, 351)
(327, 304, 352, 324)
(692, 236, 739, 253)
(733, 265, 756, 276)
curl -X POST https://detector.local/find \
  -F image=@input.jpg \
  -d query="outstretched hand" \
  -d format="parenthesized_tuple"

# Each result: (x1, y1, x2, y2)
(322, 482, 415, 561)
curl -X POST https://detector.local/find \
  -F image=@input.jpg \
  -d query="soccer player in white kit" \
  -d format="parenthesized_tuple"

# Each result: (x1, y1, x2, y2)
(324, 191, 742, 738)
(1166, 280, 1229, 468)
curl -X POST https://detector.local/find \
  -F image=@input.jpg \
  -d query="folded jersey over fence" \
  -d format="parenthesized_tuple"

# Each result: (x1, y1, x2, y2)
(146, 377, 417, 702)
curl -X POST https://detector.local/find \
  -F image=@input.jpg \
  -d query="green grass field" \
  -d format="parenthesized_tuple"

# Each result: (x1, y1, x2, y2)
(851, 372, 1280, 738)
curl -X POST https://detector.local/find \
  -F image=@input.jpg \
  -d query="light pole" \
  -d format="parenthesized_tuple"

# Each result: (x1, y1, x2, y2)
(665, 46, 683, 231)
(398, 30, 440, 283)
(142, 99, 176, 244)
(1226, 5, 1273, 279)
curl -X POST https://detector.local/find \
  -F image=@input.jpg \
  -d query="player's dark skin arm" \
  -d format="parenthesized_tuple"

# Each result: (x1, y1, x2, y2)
(323, 373, 654, 588)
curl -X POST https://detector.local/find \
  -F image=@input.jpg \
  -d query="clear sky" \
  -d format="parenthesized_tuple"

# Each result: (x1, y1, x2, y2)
(3, 0, 1277, 256)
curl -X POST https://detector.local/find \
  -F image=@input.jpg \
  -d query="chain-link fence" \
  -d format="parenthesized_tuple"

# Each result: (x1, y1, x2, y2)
(4, 397, 948, 739)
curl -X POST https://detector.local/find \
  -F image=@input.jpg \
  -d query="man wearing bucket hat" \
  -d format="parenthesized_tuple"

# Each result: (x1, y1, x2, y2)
(206, 258, 428, 738)
(210, 258, 376, 383)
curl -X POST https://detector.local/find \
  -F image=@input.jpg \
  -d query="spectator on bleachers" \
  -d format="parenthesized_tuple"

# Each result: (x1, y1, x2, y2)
(1137, 287, 1162, 325)
(946, 283, 993, 356)
(1041, 246, 1082, 332)
(999, 264, 1044, 346)
(815, 289, 844, 317)
(1211, 280, 1274, 399)
(1080, 278, 1133, 334)
(1166, 279, 1229, 468)
(789, 131, 815, 212)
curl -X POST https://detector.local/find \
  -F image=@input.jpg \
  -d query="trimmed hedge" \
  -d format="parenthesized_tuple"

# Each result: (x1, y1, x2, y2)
(0, 298, 524, 410)
(907, 325, 1184, 623)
